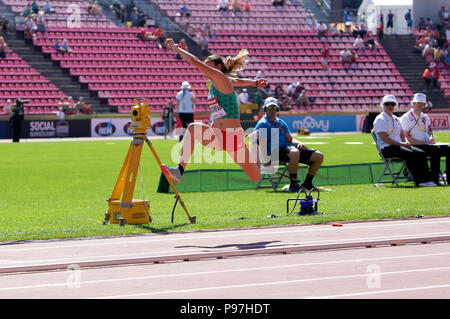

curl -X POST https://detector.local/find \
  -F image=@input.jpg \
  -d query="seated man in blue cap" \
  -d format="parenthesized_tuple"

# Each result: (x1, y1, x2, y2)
(252, 97, 324, 192)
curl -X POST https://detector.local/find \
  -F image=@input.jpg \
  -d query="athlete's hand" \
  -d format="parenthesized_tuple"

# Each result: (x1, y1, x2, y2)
(256, 78, 268, 88)
(165, 38, 176, 50)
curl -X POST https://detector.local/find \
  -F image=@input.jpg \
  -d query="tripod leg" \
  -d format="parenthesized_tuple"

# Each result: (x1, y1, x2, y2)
(144, 138, 196, 224)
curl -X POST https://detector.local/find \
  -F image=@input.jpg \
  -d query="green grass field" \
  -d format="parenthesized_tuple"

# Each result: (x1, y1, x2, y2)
(0, 132, 449, 242)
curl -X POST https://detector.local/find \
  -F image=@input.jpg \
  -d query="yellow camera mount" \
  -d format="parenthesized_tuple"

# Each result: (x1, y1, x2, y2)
(104, 98, 195, 226)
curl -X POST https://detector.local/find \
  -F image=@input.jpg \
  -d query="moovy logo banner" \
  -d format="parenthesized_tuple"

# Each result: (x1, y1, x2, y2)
(280, 115, 357, 133)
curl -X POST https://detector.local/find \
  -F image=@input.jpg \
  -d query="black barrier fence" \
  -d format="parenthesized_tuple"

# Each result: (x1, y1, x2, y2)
(1, 119, 91, 139)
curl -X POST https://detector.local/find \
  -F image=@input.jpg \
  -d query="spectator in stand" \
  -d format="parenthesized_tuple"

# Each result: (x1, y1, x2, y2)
(340, 48, 352, 67)
(0, 36, 8, 58)
(199, 34, 210, 59)
(56, 107, 65, 120)
(274, 84, 289, 109)
(22, 3, 32, 17)
(31, 1, 39, 15)
(67, 96, 76, 114)
(62, 39, 72, 53)
(129, 7, 139, 26)
(316, 21, 327, 38)
(44, 1, 56, 14)
(230, 0, 242, 16)
(417, 17, 426, 31)
(147, 25, 167, 49)
(305, 9, 313, 25)
(200, 21, 215, 39)
(272, 0, 285, 8)
(24, 16, 36, 40)
(297, 89, 311, 108)
(321, 44, 330, 70)
(217, 0, 229, 13)
(400, 93, 449, 185)
(179, 2, 190, 18)
(353, 34, 364, 50)
(422, 66, 432, 90)
(255, 68, 265, 80)
(290, 0, 300, 7)
(405, 9, 413, 34)
(75, 97, 91, 114)
(87, 0, 94, 13)
(386, 10, 395, 34)
(422, 43, 433, 58)
(5, 99, 13, 115)
(413, 35, 426, 53)
(433, 46, 444, 63)
(58, 97, 70, 112)
(430, 65, 440, 91)
(425, 17, 434, 29)
(243, 1, 250, 13)
(343, 8, 353, 23)
(0, 16, 10, 36)
(90, 0, 102, 15)
(365, 38, 377, 50)
(54, 39, 62, 52)
(36, 11, 47, 34)
(176, 38, 188, 59)
(286, 81, 300, 99)
(438, 6, 448, 25)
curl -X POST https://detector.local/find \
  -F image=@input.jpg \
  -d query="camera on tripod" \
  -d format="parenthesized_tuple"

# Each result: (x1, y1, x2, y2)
(11, 99, 29, 120)
(130, 98, 151, 134)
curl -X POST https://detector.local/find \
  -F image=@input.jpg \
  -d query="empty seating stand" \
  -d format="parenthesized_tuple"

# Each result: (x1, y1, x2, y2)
(155, 0, 413, 112)
(0, 50, 67, 114)
(32, 26, 210, 113)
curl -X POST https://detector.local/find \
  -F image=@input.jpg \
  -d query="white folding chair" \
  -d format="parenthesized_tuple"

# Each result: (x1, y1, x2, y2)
(371, 130, 412, 186)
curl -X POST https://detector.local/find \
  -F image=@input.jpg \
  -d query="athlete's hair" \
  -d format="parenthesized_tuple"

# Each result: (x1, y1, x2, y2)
(204, 49, 249, 77)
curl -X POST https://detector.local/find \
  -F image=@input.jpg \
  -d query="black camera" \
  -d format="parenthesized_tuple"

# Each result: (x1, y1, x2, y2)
(15, 99, 30, 107)
(11, 99, 28, 120)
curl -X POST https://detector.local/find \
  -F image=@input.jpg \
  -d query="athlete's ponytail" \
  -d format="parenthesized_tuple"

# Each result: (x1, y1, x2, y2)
(204, 49, 249, 76)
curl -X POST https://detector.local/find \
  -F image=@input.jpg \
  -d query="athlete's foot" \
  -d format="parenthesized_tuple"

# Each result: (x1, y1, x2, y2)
(161, 164, 183, 183)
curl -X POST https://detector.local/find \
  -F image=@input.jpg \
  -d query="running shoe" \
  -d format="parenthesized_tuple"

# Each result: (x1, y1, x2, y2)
(161, 164, 183, 183)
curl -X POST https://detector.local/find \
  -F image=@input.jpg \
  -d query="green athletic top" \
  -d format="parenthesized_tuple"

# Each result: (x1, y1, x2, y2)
(207, 83, 240, 120)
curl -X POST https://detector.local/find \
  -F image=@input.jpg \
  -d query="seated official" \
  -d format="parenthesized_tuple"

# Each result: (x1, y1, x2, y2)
(373, 94, 436, 187)
(400, 93, 449, 185)
(253, 97, 324, 192)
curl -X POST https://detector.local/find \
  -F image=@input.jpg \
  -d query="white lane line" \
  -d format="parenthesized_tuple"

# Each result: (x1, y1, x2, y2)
(2, 250, 450, 294)
(95, 266, 450, 299)
(2, 231, 450, 269)
(1, 218, 450, 252)
(308, 284, 450, 299)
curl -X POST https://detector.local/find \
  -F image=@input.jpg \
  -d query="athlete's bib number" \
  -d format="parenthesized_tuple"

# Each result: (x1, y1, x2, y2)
(207, 96, 227, 120)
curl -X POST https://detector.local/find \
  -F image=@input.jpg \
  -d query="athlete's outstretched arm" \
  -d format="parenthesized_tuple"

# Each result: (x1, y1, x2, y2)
(165, 38, 230, 90)
(231, 77, 268, 89)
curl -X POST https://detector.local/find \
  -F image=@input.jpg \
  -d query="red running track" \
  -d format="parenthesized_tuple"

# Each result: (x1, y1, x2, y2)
(1, 217, 450, 299)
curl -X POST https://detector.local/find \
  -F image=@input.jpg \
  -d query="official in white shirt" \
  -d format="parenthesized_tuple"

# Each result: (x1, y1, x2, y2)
(238, 88, 249, 104)
(373, 94, 436, 187)
(176, 81, 196, 142)
(400, 93, 449, 185)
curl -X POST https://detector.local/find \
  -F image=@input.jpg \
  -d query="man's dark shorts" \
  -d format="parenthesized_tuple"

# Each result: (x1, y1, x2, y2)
(276, 145, 316, 165)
